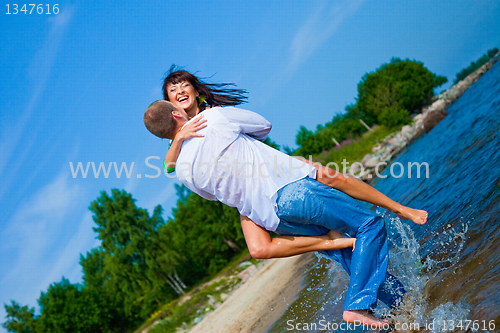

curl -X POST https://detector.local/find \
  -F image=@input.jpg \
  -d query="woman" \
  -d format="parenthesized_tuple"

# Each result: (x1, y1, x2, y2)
(161, 65, 247, 172)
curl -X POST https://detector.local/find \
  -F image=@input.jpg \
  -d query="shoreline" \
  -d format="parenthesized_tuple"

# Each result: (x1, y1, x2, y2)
(352, 49, 500, 183)
(188, 254, 314, 333)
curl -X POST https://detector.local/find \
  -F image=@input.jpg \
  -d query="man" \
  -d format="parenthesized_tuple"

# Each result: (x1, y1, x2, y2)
(144, 100, 420, 327)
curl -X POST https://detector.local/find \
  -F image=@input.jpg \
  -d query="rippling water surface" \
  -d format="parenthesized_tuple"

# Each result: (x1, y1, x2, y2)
(267, 61, 500, 332)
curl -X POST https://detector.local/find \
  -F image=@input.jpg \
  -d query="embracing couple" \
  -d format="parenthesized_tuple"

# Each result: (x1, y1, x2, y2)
(143, 66, 428, 328)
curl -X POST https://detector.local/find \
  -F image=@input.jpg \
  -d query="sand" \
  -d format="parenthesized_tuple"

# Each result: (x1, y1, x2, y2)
(189, 253, 313, 333)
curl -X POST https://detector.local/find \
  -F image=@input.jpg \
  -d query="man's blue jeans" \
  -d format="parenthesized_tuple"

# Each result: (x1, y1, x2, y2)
(274, 177, 405, 311)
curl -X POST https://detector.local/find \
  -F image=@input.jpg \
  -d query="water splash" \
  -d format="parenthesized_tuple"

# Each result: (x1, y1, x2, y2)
(422, 221, 468, 276)
(428, 302, 471, 333)
(269, 212, 474, 333)
(379, 209, 472, 332)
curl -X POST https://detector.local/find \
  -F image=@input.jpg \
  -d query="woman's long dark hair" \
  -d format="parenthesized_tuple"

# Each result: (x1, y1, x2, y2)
(162, 65, 248, 108)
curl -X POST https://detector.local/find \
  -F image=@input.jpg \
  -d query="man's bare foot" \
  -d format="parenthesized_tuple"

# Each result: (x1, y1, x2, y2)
(343, 310, 391, 329)
(395, 206, 428, 225)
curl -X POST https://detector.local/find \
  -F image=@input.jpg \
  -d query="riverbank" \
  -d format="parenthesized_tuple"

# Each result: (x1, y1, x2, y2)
(343, 49, 500, 182)
(189, 255, 316, 333)
(135, 254, 316, 333)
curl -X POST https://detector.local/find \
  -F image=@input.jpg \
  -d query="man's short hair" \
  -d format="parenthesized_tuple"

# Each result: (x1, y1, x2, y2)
(144, 100, 177, 139)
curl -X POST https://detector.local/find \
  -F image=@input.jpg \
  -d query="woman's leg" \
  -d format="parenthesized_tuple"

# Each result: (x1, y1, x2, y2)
(240, 215, 354, 259)
(295, 158, 428, 225)
(318, 167, 427, 224)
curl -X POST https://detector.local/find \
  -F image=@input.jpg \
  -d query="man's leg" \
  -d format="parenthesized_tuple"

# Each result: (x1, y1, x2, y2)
(377, 273, 405, 309)
(275, 178, 404, 320)
(274, 217, 404, 310)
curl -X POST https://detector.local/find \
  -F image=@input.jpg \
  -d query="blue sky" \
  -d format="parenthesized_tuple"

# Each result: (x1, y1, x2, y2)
(1, 0, 499, 326)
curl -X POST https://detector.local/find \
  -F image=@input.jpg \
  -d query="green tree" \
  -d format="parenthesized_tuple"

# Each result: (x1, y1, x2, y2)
(80, 249, 134, 332)
(378, 106, 409, 128)
(295, 126, 315, 156)
(162, 185, 245, 284)
(357, 58, 447, 126)
(36, 278, 120, 333)
(263, 137, 280, 150)
(292, 58, 446, 157)
(294, 110, 367, 156)
(140, 203, 188, 298)
(89, 189, 167, 320)
(80, 249, 106, 289)
(454, 47, 499, 83)
(3, 301, 37, 333)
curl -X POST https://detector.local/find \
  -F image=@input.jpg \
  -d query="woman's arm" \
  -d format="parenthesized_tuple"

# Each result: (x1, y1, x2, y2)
(240, 215, 355, 259)
(163, 115, 207, 172)
(219, 107, 272, 141)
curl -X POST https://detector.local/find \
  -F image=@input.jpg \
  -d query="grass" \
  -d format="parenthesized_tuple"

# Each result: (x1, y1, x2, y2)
(314, 125, 402, 167)
(146, 277, 241, 333)
(205, 249, 252, 281)
(134, 249, 261, 333)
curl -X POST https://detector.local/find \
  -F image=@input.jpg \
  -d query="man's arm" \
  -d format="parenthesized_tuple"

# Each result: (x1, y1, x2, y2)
(240, 215, 355, 259)
(219, 107, 272, 141)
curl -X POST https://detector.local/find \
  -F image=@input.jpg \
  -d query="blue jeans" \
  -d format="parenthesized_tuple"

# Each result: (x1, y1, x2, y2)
(274, 177, 405, 311)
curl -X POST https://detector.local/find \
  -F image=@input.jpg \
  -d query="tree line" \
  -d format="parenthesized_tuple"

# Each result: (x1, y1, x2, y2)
(290, 58, 448, 157)
(454, 48, 498, 84)
(3, 186, 245, 333)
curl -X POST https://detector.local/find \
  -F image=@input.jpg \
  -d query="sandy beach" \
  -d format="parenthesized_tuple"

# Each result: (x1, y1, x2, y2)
(189, 254, 314, 333)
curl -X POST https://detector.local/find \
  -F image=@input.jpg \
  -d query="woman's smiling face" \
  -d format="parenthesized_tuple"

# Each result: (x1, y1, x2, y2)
(166, 80, 200, 118)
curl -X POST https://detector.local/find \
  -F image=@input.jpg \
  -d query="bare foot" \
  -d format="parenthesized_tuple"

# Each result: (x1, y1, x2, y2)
(327, 230, 344, 240)
(343, 310, 391, 329)
(328, 230, 356, 250)
(395, 206, 428, 225)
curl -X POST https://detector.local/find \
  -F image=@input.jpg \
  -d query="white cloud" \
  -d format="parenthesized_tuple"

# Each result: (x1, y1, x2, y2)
(0, 170, 96, 314)
(35, 211, 100, 292)
(287, 0, 366, 72)
(255, 0, 366, 104)
(0, 8, 73, 199)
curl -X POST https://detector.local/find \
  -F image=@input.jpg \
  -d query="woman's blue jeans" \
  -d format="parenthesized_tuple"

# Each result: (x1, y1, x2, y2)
(274, 177, 405, 311)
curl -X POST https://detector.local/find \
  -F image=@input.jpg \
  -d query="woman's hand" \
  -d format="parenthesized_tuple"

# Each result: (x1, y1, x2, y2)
(163, 115, 207, 173)
(175, 115, 207, 143)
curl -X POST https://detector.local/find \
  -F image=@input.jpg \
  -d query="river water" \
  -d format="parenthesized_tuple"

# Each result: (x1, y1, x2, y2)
(267, 60, 500, 333)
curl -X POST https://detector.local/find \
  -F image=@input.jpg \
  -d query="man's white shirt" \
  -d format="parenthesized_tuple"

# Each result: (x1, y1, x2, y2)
(175, 107, 316, 231)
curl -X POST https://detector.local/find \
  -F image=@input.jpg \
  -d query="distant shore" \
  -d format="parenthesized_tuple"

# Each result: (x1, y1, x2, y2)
(350, 49, 500, 182)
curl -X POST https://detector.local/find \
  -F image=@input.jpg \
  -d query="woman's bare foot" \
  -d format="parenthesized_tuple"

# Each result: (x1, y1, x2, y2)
(327, 230, 344, 240)
(395, 206, 428, 225)
(343, 310, 391, 329)
(328, 230, 356, 250)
